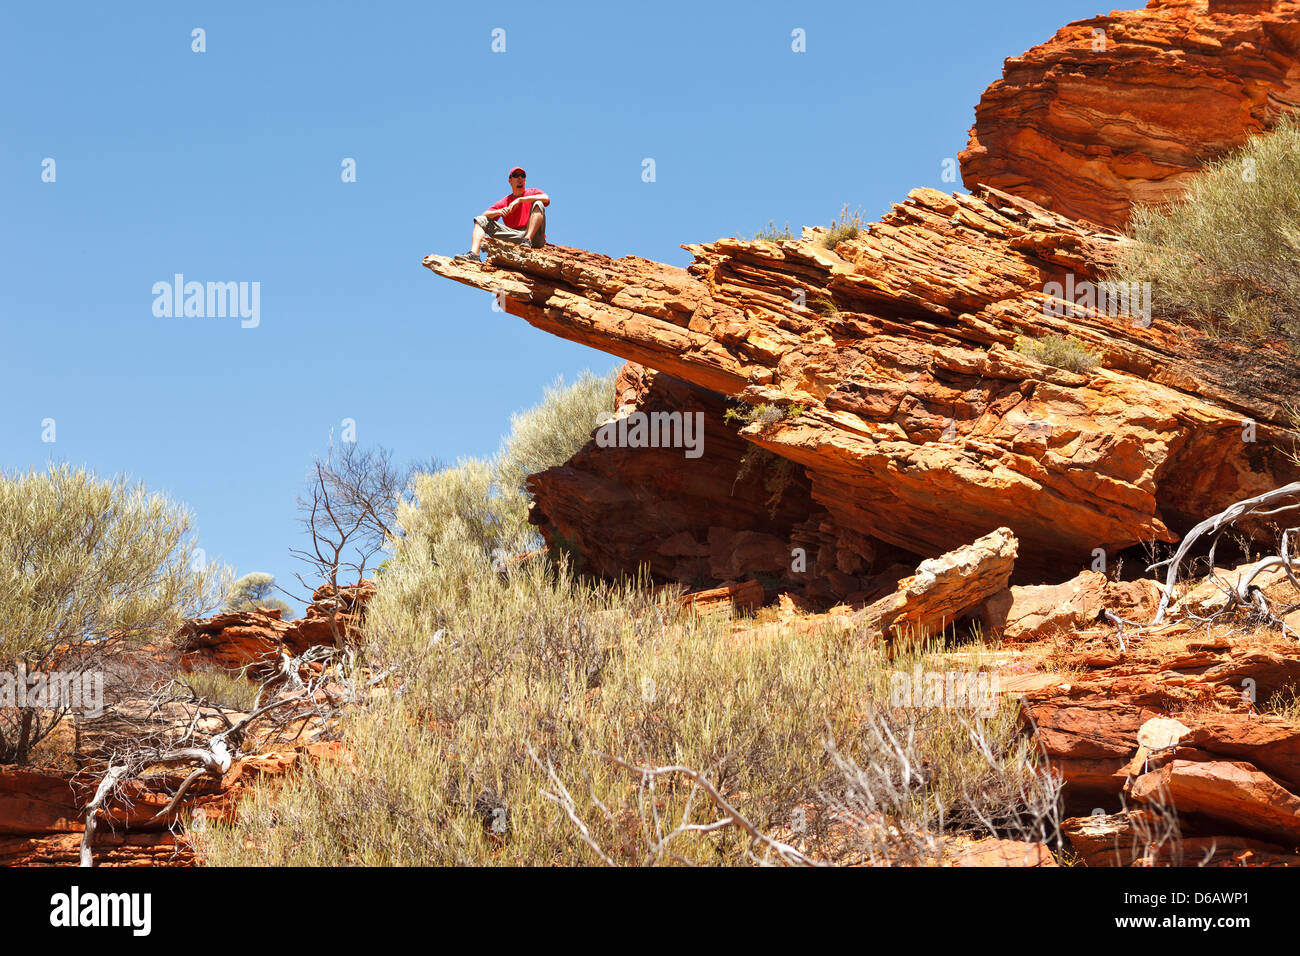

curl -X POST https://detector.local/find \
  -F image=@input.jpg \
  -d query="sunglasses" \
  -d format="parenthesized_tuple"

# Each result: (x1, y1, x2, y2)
(510, 173, 526, 179)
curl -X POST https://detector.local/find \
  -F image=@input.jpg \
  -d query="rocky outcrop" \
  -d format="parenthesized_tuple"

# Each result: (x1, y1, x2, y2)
(994, 570, 1162, 641)
(425, 184, 1297, 597)
(178, 581, 374, 675)
(961, 0, 1300, 229)
(0, 743, 339, 866)
(680, 579, 765, 615)
(0, 589, 362, 867)
(1130, 758, 1300, 844)
(1018, 623, 1300, 801)
(992, 601, 1300, 863)
(1062, 808, 1300, 866)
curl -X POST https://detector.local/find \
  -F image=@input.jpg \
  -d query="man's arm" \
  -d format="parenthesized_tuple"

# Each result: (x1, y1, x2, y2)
(502, 192, 550, 213)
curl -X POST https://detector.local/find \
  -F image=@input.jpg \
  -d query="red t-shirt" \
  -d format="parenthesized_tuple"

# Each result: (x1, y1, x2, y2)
(490, 188, 546, 230)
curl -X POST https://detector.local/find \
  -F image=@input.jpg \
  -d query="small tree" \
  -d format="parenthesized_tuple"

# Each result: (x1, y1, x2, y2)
(224, 572, 293, 617)
(292, 443, 415, 592)
(0, 465, 225, 764)
(289, 442, 441, 646)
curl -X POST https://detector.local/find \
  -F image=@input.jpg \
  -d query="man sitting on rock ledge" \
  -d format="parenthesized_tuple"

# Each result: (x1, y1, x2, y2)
(453, 166, 549, 263)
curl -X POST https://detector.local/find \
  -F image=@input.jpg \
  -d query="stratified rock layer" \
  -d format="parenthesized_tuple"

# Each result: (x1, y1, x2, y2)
(178, 581, 374, 675)
(960, 0, 1300, 228)
(425, 184, 1297, 591)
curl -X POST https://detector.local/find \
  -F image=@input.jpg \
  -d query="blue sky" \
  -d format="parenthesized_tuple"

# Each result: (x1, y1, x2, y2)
(1, 0, 1107, 611)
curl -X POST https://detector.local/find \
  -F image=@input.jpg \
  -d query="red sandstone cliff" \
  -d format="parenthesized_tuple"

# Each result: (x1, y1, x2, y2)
(425, 187, 1296, 599)
(960, 0, 1300, 229)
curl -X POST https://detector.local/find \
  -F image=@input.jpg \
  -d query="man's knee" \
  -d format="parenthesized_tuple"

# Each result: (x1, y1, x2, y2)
(529, 201, 546, 219)
(474, 214, 490, 229)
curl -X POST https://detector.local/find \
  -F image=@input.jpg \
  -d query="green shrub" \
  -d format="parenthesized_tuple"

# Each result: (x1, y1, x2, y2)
(821, 203, 867, 249)
(1012, 333, 1101, 374)
(495, 369, 618, 496)
(1107, 114, 1300, 345)
(812, 297, 840, 317)
(724, 402, 806, 428)
(0, 464, 226, 763)
(193, 535, 1054, 865)
(224, 572, 293, 616)
(179, 662, 262, 712)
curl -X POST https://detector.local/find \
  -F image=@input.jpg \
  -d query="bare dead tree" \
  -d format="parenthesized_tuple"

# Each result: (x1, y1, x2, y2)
(1149, 481, 1300, 632)
(288, 443, 435, 645)
(77, 644, 376, 867)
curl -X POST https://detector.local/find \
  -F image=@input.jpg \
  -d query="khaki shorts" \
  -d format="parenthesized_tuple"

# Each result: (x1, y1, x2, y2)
(475, 201, 546, 248)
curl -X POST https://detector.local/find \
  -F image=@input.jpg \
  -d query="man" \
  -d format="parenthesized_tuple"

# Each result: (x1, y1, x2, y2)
(454, 166, 549, 262)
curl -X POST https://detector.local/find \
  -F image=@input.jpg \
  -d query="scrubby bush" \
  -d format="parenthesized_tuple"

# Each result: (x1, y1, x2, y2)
(0, 464, 226, 763)
(195, 537, 1057, 865)
(193, 385, 1060, 866)
(822, 203, 867, 249)
(495, 369, 618, 496)
(179, 662, 263, 712)
(224, 572, 293, 616)
(813, 296, 840, 317)
(1012, 333, 1101, 374)
(724, 401, 806, 429)
(1108, 114, 1300, 345)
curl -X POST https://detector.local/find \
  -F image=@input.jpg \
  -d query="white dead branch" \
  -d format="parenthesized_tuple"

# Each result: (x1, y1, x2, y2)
(1148, 481, 1300, 632)
(78, 644, 365, 867)
(530, 744, 821, 866)
(599, 753, 823, 867)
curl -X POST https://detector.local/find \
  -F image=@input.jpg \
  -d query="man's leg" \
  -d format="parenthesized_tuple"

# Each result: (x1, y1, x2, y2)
(470, 215, 493, 256)
(522, 201, 546, 248)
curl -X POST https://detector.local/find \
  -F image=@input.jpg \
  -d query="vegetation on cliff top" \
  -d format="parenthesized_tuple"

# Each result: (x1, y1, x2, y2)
(1109, 114, 1300, 348)
(1011, 333, 1101, 375)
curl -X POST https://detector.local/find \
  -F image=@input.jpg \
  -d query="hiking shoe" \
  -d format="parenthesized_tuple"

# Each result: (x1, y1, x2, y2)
(452, 251, 481, 264)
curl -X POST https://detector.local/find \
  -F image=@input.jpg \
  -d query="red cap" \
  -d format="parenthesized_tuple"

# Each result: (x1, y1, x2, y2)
(508, 166, 526, 177)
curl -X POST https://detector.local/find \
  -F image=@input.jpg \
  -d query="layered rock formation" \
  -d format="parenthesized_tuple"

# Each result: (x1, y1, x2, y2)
(960, 0, 1300, 229)
(415, 0, 1300, 866)
(1009, 613, 1300, 863)
(425, 184, 1297, 598)
(178, 581, 374, 675)
(0, 744, 339, 866)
